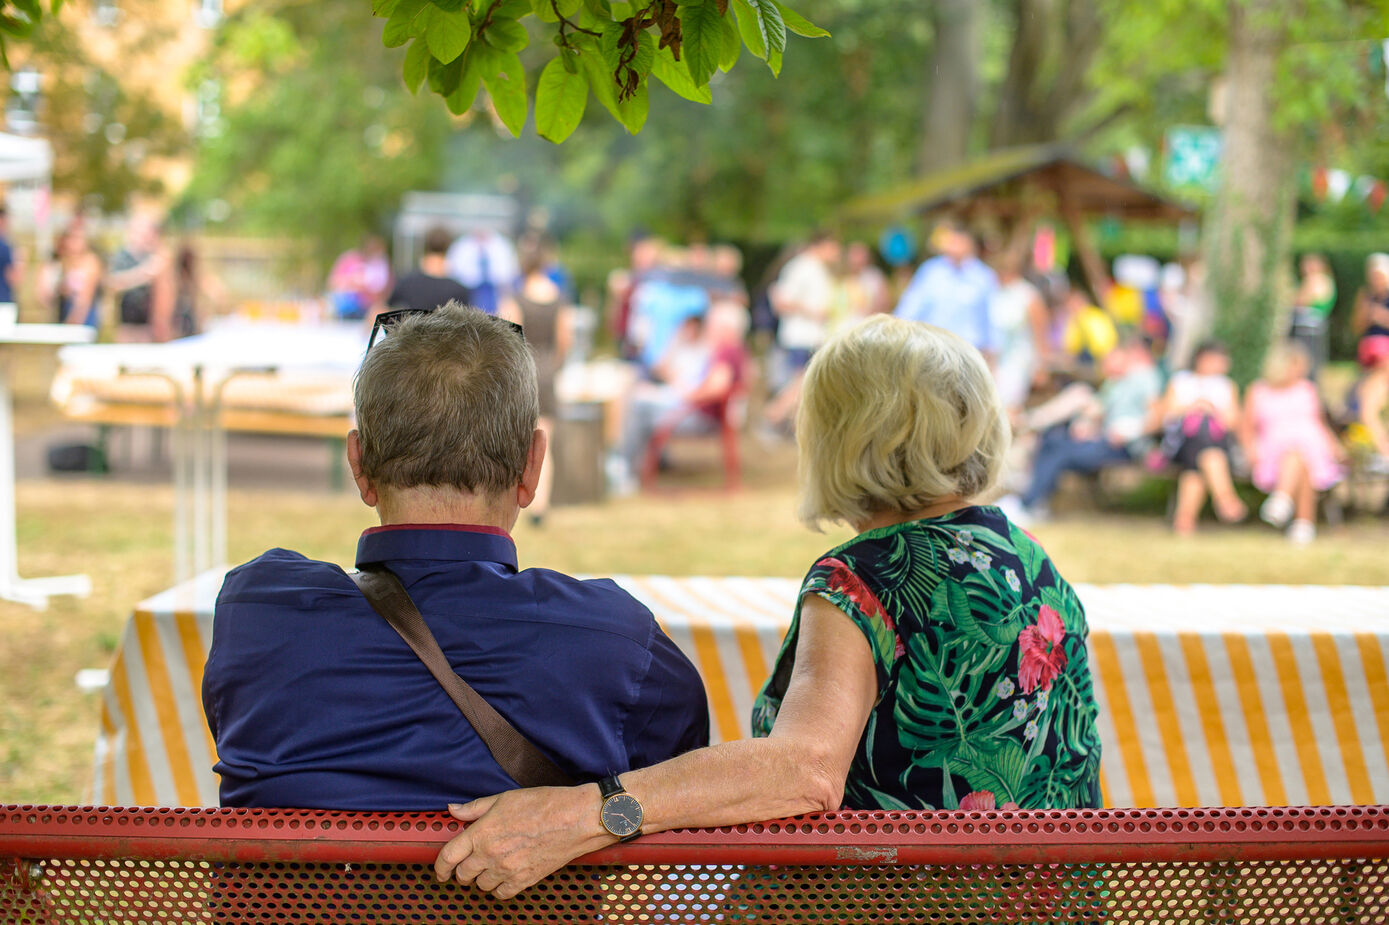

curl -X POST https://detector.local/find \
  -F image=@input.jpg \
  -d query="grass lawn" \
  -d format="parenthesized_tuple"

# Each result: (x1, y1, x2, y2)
(2, 436, 1387, 805)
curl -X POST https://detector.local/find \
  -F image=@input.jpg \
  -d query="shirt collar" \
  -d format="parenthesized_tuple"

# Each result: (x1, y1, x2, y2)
(355, 524, 518, 571)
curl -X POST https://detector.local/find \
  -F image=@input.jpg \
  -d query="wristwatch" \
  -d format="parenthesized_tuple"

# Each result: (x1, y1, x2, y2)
(598, 774, 644, 842)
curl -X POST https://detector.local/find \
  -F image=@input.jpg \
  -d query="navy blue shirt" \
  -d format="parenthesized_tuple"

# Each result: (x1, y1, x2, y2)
(203, 525, 710, 810)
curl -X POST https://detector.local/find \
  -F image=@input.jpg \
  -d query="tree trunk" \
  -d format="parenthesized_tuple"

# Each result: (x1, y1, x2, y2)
(918, 0, 979, 174)
(1202, 0, 1297, 386)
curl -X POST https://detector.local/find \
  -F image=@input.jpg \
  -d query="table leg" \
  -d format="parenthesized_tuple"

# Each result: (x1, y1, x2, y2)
(0, 362, 90, 608)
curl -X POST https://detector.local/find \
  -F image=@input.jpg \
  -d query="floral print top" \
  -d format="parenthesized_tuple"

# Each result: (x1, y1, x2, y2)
(750, 506, 1102, 812)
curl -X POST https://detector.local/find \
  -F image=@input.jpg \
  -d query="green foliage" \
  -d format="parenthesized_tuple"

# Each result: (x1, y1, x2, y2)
(184, 4, 453, 265)
(0, 0, 57, 68)
(372, 0, 825, 140)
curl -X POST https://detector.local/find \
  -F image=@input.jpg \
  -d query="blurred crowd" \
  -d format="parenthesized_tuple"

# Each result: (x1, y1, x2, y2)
(33, 213, 220, 342)
(603, 221, 1389, 542)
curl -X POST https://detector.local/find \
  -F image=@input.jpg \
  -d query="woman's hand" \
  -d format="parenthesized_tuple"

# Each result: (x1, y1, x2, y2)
(435, 784, 612, 899)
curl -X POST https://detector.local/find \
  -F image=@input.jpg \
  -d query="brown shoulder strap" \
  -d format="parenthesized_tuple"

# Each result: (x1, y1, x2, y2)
(349, 565, 575, 789)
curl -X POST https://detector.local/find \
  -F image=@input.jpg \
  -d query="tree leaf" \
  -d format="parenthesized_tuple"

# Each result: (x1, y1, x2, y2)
(431, 0, 466, 10)
(718, 12, 740, 71)
(650, 45, 711, 103)
(483, 50, 529, 136)
(427, 53, 464, 95)
(493, 0, 532, 19)
(580, 46, 646, 133)
(382, 0, 428, 47)
(402, 37, 432, 94)
(372, 0, 401, 17)
(730, 0, 765, 59)
(446, 47, 484, 113)
(677, 0, 721, 86)
(425, 6, 472, 62)
(535, 55, 588, 142)
(484, 18, 529, 53)
(771, 0, 826, 38)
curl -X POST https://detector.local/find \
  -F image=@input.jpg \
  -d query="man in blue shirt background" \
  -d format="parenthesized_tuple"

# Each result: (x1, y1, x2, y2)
(203, 304, 709, 810)
(893, 222, 999, 357)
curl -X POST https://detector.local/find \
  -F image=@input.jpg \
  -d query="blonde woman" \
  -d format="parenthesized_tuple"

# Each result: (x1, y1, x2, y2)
(432, 316, 1103, 898)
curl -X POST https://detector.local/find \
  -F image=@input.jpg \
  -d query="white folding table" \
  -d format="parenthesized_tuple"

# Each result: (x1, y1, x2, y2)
(0, 321, 96, 608)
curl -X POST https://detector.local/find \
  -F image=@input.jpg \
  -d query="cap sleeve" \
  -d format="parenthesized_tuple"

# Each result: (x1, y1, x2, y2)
(801, 556, 904, 698)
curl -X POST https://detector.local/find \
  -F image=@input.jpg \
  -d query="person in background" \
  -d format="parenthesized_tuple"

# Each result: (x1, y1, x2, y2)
(1057, 285, 1118, 373)
(328, 235, 392, 321)
(1345, 335, 1389, 472)
(843, 241, 890, 318)
(1241, 342, 1343, 545)
(1153, 340, 1247, 535)
(446, 228, 519, 317)
(1162, 257, 1211, 373)
(606, 233, 662, 354)
(172, 241, 224, 338)
(627, 249, 710, 372)
(1352, 253, 1389, 344)
(501, 233, 573, 526)
(432, 317, 1102, 899)
(386, 226, 472, 314)
(108, 216, 176, 342)
(0, 205, 18, 307)
(1000, 336, 1161, 524)
(613, 302, 747, 493)
(893, 222, 998, 358)
(1288, 254, 1336, 380)
(708, 244, 749, 306)
(203, 305, 708, 810)
(763, 233, 839, 433)
(989, 250, 1051, 415)
(43, 225, 103, 329)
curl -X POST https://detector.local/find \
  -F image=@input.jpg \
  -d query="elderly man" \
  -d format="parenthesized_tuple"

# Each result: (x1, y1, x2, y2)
(202, 304, 709, 810)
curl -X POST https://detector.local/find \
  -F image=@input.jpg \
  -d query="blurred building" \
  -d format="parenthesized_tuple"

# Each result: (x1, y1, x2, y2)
(4, 0, 233, 214)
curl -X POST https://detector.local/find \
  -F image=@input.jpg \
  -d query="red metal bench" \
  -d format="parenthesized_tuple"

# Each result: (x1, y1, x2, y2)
(3, 804, 1387, 922)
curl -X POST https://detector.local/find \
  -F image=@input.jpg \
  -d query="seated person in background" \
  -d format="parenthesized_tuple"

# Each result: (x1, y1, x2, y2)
(1000, 336, 1161, 523)
(1345, 334, 1389, 472)
(1154, 340, 1246, 534)
(1241, 342, 1344, 545)
(611, 302, 749, 491)
(203, 305, 709, 810)
(386, 226, 471, 314)
(1352, 253, 1389, 343)
(1057, 286, 1118, 373)
(434, 317, 1102, 899)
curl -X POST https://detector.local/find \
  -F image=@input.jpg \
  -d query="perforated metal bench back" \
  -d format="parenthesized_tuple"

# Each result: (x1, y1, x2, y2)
(3, 805, 1387, 923)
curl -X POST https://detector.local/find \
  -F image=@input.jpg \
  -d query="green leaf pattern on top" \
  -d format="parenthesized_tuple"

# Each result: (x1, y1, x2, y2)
(751, 506, 1103, 812)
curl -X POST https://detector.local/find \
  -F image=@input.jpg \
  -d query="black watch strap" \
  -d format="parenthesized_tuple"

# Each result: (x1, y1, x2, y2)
(598, 774, 624, 799)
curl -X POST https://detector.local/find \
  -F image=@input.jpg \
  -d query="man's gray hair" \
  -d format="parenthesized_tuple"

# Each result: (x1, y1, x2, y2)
(354, 303, 538, 496)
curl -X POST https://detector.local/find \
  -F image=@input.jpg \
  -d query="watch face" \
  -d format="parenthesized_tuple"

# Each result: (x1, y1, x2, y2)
(600, 793, 643, 838)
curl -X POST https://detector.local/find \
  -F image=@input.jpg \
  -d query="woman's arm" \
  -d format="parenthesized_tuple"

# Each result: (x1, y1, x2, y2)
(433, 593, 878, 898)
(1238, 386, 1259, 464)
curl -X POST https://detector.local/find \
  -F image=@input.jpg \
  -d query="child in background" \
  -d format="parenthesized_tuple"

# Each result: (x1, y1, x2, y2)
(1241, 342, 1344, 544)
(1154, 340, 1246, 535)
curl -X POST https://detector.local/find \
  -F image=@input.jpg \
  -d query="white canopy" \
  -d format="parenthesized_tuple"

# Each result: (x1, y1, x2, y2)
(0, 132, 51, 184)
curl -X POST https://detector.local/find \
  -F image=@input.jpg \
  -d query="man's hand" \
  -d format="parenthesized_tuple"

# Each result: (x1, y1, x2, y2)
(434, 784, 612, 900)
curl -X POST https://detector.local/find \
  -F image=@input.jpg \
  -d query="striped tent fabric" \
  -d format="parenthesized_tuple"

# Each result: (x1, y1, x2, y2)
(92, 573, 1389, 810)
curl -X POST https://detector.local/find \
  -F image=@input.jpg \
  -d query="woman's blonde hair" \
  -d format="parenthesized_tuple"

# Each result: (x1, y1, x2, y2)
(795, 316, 1008, 528)
(1261, 340, 1310, 387)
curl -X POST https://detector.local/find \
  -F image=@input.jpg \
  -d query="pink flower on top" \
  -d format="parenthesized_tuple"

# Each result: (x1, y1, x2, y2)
(822, 558, 905, 659)
(1018, 604, 1068, 694)
(957, 790, 1020, 812)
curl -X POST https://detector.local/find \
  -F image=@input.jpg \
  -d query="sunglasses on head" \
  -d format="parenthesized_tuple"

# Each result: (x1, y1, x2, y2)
(367, 307, 525, 350)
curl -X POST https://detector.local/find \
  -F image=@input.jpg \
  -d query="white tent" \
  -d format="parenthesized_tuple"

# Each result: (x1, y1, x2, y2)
(0, 132, 51, 184)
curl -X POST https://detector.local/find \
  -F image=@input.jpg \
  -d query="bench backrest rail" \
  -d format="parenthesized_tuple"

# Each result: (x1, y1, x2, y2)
(3, 804, 1387, 923)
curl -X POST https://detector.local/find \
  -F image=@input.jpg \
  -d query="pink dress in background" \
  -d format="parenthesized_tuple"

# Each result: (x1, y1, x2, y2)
(1247, 380, 1344, 492)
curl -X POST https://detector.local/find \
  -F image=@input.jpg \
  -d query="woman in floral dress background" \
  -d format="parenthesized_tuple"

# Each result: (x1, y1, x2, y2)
(434, 316, 1103, 898)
